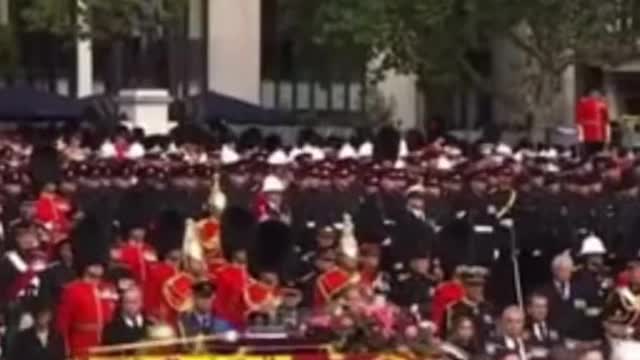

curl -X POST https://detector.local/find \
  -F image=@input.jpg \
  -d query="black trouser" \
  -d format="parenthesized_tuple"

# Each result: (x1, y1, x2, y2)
(583, 142, 604, 157)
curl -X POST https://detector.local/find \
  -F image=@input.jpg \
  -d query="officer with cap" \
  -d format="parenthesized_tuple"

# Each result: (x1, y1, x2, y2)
(177, 281, 234, 340)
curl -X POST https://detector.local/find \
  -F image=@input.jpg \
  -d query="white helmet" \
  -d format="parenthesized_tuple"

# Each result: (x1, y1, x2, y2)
(579, 233, 607, 256)
(267, 149, 290, 166)
(220, 145, 240, 165)
(262, 174, 286, 193)
(338, 143, 357, 160)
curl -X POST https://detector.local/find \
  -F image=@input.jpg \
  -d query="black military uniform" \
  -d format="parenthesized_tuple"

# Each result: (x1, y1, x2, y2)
(571, 265, 608, 341)
(389, 224, 437, 319)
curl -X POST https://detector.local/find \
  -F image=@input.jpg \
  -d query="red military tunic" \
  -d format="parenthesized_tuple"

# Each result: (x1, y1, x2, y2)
(161, 272, 194, 319)
(111, 241, 157, 285)
(143, 261, 178, 324)
(576, 96, 609, 143)
(431, 280, 465, 333)
(244, 280, 280, 317)
(212, 263, 250, 328)
(56, 280, 117, 357)
(196, 217, 222, 253)
(35, 192, 72, 242)
(314, 267, 355, 308)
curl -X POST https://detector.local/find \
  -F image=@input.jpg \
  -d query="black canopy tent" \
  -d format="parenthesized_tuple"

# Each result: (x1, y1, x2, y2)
(0, 87, 85, 122)
(187, 91, 296, 126)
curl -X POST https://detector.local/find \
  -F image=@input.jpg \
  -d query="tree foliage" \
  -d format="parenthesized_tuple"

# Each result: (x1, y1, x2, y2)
(22, 0, 187, 41)
(311, 0, 640, 128)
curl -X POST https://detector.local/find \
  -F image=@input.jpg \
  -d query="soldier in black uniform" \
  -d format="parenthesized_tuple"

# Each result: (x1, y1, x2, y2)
(389, 183, 437, 274)
(571, 234, 611, 343)
(610, 174, 640, 269)
(389, 226, 437, 320)
(443, 266, 494, 341)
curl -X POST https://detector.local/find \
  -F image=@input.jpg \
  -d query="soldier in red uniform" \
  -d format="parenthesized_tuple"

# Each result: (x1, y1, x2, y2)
(34, 182, 72, 244)
(56, 214, 117, 357)
(212, 207, 257, 328)
(576, 90, 610, 156)
(111, 220, 157, 286)
(243, 220, 293, 319)
(144, 210, 185, 326)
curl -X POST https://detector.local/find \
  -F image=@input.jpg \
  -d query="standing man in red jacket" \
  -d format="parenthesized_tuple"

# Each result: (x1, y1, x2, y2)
(576, 90, 610, 156)
(56, 215, 116, 357)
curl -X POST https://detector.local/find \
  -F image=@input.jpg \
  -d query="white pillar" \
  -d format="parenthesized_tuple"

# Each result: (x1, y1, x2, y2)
(375, 68, 419, 129)
(0, 0, 9, 25)
(559, 65, 576, 126)
(207, 0, 261, 104)
(76, 0, 93, 97)
(603, 72, 620, 119)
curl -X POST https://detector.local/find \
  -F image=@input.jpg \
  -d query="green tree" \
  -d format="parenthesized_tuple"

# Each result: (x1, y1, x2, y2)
(312, 0, 640, 135)
(22, 0, 187, 40)
(22, 0, 188, 89)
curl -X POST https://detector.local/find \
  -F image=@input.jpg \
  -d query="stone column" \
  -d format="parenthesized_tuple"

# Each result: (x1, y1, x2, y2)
(558, 65, 576, 126)
(603, 72, 620, 120)
(207, 0, 261, 104)
(76, 0, 93, 97)
(0, 0, 9, 25)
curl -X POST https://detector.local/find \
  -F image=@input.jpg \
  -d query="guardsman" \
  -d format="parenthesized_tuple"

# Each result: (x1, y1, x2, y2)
(245, 220, 293, 319)
(34, 182, 72, 241)
(443, 266, 494, 341)
(56, 214, 117, 357)
(212, 207, 256, 328)
(143, 210, 185, 326)
(389, 218, 437, 320)
(111, 220, 157, 286)
(576, 90, 610, 155)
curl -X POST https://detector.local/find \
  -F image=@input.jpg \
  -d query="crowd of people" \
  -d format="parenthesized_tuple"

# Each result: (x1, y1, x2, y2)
(0, 123, 635, 360)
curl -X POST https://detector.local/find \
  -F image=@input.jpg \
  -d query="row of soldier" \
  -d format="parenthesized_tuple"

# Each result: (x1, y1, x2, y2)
(0, 125, 636, 359)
